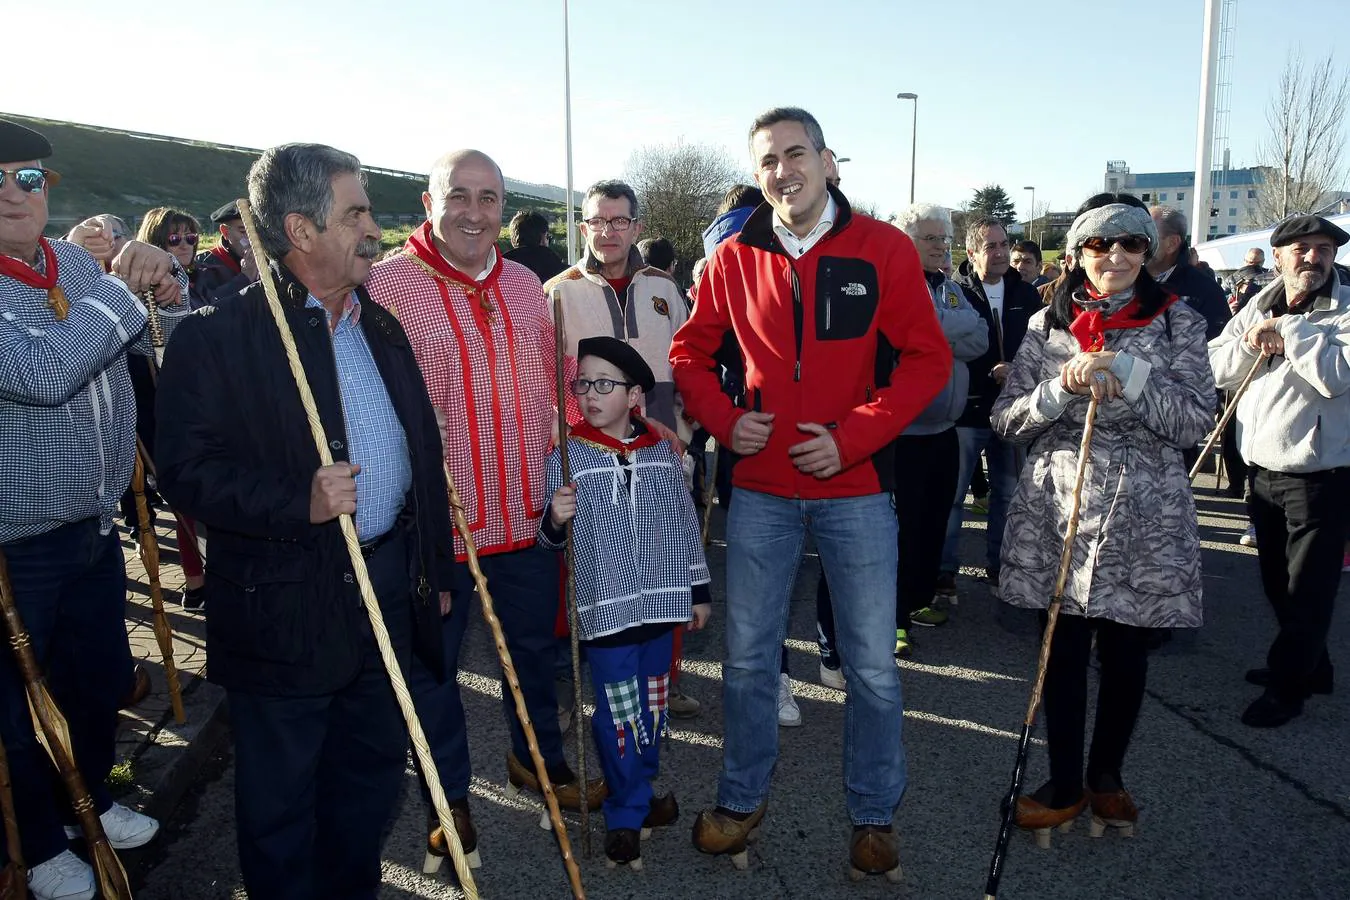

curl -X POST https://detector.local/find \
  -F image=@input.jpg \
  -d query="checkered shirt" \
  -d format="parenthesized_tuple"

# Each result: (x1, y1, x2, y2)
(366, 254, 577, 559)
(0, 240, 189, 544)
(305, 294, 411, 540)
(540, 438, 710, 640)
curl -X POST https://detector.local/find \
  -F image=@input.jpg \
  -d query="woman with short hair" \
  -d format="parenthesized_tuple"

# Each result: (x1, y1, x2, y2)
(991, 193, 1214, 844)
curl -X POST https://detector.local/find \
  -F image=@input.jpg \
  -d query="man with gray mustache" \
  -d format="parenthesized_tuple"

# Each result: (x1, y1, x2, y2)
(154, 143, 459, 898)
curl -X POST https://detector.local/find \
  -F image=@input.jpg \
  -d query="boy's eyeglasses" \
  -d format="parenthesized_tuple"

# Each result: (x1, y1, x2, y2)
(571, 378, 636, 395)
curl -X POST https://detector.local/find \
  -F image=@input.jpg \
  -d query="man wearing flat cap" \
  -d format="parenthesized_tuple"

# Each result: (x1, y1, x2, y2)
(0, 118, 187, 900)
(1210, 213, 1350, 729)
(193, 199, 258, 305)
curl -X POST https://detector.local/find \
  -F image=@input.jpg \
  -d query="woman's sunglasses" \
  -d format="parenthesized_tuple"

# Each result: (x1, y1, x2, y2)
(1080, 235, 1150, 256)
(165, 233, 200, 248)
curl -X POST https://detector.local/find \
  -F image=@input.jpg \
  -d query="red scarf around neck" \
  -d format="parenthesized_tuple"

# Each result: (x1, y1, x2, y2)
(570, 416, 663, 454)
(0, 237, 68, 318)
(1069, 284, 1177, 351)
(404, 221, 504, 315)
(209, 244, 242, 275)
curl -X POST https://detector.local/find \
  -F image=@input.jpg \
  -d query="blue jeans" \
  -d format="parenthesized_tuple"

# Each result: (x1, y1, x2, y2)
(0, 520, 126, 868)
(719, 489, 905, 825)
(410, 574, 473, 804)
(941, 426, 1020, 574)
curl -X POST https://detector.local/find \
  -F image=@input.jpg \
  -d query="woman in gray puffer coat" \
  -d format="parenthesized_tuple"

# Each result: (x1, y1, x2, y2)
(990, 194, 1215, 844)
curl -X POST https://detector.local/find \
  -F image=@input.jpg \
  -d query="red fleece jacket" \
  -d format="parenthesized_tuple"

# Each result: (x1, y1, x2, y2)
(670, 194, 951, 500)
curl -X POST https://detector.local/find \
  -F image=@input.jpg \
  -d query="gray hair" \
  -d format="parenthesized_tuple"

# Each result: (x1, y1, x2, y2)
(427, 149, 505, 204)
(748, 107, 827, 156)
(894, 203, 951, 241)
(583, 179, 639, 219)
(964, 215, 1006, 253)
(1152, 205, 1188, 242)
(246, 143, 364, 259)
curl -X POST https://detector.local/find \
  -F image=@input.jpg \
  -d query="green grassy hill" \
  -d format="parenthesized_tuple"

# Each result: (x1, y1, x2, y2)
(7, 114, 565, 236)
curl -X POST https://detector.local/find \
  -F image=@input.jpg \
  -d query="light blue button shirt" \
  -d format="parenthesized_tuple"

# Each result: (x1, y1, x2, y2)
(306, 294, 412, 540)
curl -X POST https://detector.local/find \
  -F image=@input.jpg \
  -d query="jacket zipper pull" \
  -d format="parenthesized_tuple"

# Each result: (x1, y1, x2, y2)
(794, 360, 801, 382)
(418, 575, 431, 601)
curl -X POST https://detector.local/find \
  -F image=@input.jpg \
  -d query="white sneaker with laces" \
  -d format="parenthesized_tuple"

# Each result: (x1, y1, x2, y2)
(776, 673, 802, 727)
(27, 850, 95, 900)
(819, 662, 846, 691)
(64, 801, 159, 849)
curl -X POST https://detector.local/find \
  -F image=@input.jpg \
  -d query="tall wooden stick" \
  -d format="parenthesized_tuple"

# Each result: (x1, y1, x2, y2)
(130, 441, 186, 724)
(0, 550, 130, 899)
(0, 733, 26, 900)
(235, 201, 480, 899)
(443, 467, 587, 898)
(550, 289, 591, 859)
(984, 397, 1099, 900)
(1188, 354, 1263, 481)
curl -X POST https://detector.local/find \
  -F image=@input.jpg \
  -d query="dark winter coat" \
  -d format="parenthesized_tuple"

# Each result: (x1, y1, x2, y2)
(953, 262, 1042, 428)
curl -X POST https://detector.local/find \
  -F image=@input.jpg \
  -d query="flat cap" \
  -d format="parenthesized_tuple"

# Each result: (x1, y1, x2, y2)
(577, 336, 655, 393)
(0, 119, 53, 163)
(210, 200, 242, 223)
(1270, 214, 1349, 248)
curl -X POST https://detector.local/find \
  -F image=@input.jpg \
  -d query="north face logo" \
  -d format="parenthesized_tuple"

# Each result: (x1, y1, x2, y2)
(841, 282, 868, 296)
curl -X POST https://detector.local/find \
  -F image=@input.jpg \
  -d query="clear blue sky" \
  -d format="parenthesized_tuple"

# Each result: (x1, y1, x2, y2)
(13, 0, 1348, 222)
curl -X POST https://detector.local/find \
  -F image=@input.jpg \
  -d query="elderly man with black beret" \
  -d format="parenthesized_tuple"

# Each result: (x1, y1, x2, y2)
(0, 118, 186, 900)
(1210, 214, 1350, 728)
(193, 200, 258, 305)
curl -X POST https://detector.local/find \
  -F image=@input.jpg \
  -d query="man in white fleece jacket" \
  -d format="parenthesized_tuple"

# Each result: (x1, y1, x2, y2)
(1209, 214, 1350, 729)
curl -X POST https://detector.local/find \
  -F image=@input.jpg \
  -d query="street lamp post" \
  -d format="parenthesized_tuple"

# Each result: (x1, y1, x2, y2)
(897, 92, 918, 204)
(835, 156, 851, 183)
(1023, 185, 1036, 245)
(563, 0, 576, 263)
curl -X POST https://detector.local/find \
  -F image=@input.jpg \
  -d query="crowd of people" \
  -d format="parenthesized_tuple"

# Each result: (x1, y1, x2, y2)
(1, 103, 1347, 900)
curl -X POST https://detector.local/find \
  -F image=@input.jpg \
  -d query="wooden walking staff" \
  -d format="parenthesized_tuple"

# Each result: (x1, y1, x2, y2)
(983, 397, 1099, 900)
(1187, 354, 1264, 481)
(0, 733, 25, 900)
(0, 550, 131, 900)
(700, 440, 718, 546)
(442, 466, 587, 899)
(130, 440, 186, 724)
(550, 288, 592, 860)
(233, 201, 481, 899)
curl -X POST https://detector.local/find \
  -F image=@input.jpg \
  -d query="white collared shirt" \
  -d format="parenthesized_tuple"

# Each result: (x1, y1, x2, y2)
(773, 194, 837, 259)
(440, 245, 497, 282)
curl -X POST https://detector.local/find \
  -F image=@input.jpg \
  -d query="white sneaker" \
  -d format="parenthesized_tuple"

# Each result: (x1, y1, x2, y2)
(1239, 524, 1258, 547)
(27, 850, 95, 900)
(776, 673, 802, 727)
(819, 662, 846, 691)
(65, 801, 159, 849)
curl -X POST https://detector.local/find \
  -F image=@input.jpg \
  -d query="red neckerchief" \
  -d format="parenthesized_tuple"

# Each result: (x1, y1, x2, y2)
(0, 237, 69, 318)
(209, 244, 242, 275)
(570, 416, 663, 454)
(404, 221, 503, 315)
(1069, 285, 1178, 351)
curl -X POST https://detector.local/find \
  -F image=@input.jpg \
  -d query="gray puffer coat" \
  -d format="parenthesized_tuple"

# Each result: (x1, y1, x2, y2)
(991, 299, 1215, 628)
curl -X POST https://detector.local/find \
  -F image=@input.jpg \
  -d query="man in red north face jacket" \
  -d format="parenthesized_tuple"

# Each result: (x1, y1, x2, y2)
(674, 107, 949, 880)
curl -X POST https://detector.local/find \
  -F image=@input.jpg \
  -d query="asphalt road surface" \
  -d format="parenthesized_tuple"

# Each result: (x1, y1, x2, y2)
(129, 484, 1350, 899)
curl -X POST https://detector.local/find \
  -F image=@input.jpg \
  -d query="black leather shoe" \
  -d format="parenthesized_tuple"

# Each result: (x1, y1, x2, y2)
(1241, 690, 1304, 728)
(1244, 667, 1333, 695)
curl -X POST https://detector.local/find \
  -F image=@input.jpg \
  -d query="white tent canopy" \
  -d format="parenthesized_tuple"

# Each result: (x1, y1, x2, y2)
(1194, 213, 1350, 272)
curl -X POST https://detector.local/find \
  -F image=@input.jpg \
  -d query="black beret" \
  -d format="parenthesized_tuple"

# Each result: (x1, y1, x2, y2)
(0, 119, 52, 163)
(211, 200, 242, 223)
(1270, 214, 1349, 249)
(577, 336, 655, 393)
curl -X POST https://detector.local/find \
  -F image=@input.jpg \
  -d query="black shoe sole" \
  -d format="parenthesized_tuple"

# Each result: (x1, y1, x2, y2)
(1244, 668, 1332, 695)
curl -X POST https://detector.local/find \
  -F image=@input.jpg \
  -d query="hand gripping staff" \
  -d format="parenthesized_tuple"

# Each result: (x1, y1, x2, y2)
(982, 397, 1099, 900)
(129, 437, 187, 725)
(0, 550, 131, 899)
(1187, 354, 1263, 481)
(234, 201, 481, 899)
(551, 288, 592, 860)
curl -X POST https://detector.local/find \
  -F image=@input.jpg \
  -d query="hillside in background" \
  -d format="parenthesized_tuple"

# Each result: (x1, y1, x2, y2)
(8, 114, 568, 234)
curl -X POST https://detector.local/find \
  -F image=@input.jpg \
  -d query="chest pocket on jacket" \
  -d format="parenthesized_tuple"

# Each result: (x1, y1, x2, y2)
(815, 257, 879, 341)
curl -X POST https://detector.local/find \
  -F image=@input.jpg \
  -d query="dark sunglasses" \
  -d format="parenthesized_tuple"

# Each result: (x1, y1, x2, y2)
(0, 167, 54, 193)
(571, 378, 635, 396)
(1080, 235, 1150, 256)
(165, 233, 200, 247)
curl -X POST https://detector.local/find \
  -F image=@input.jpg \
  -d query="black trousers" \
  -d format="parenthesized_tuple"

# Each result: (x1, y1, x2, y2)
(1218, 395, 1248, 499)
(1042, 613, 1150, 796)
(1247, 466, 1348, 696)
(229, 533, 412, 900)
(894, 429, 961, 628)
